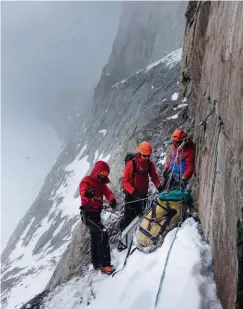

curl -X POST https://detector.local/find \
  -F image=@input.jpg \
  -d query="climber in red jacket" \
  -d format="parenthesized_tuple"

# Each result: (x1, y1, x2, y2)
(162, 129, 195, 191)
(79, 160, 116, 275)
(118, 142, 163, 251)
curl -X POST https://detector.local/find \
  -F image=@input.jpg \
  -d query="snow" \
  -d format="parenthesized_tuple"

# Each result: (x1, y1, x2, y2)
(171, 92, 179, 101)
(3, 146, 113, 308)
(173, 103, 188, 110)
(98, 129, 107, 136)
(43, 219, 222, 309)
(77, 144, 87, 157)
(167, 113, 179, 120)
(94, 150, 99, 162)
(112, 79, 127, 88)
(99, 153, 111, 162)
(54, 154, 90, 218)
(93, 150, 111, 163)
(111, 48, 182, 89)
(182, 97, 187, 103)
(6, 213, 68, 309)
(145, 48, 182, 72)
(158, 151, 166, 165)
(2, 145, 91, 309)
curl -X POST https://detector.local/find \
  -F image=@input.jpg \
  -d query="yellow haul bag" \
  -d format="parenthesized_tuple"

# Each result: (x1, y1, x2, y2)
(135, 189, 190, 253)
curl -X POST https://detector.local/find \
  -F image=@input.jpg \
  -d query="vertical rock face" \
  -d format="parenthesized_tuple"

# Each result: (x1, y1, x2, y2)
(181, 2, 243, 308)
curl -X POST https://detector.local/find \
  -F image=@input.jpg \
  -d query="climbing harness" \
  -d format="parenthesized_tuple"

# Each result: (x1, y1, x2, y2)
(164, 137, 188, 192)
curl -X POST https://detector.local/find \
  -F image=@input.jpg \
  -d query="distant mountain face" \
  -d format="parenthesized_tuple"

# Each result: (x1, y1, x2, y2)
(1, 3, 189, 308)
(33, 1, 186, 143)
(93, 1, 186, 112)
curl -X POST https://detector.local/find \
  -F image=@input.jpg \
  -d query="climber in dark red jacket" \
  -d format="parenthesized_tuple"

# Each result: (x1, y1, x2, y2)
(162, 129, 195, 190)
(118, 142, 163, 251)
(79, 160, 116, 274)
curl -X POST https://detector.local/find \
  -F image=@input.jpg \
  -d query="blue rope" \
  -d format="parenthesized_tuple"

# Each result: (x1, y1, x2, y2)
(154, 225, 180, 309)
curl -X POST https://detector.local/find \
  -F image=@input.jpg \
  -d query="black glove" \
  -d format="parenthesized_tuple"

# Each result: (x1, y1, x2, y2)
(157, 185, 164, 193)
(109, 199, 117, 209)
(84, 189, 95, 198)
(162, 169, 169, 177)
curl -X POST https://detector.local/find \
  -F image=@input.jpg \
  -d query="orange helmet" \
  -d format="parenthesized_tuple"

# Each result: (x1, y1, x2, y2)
(138, 141, 152, 156)
(171, 129, 187, 142)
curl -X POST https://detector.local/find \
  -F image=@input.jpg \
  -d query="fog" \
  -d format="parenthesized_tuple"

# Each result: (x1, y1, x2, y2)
(1, 1, 120, 250)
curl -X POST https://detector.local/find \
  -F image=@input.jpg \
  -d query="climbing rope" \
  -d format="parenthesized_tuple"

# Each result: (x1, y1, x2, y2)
(154, 217, 183, 309)
(164, 137, 188, 192)
(101, 195, 156, 218)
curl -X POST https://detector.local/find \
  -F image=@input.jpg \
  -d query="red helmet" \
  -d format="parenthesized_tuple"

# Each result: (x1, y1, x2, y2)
(138, 141, 152, 155)
(171, 129, 187, 142)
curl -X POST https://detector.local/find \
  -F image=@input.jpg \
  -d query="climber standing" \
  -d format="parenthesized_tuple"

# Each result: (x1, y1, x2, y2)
(161, 129, 195, 191)
(118, 142, 163, 251)
(79, 160, 117, 275)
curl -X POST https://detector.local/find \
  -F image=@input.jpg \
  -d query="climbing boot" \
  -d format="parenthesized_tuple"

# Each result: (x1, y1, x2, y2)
(100, 265, 114, 275)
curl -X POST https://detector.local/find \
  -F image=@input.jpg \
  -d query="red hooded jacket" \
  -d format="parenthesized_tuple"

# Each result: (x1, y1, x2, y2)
(166, 138, 195, 180)
(79, 161, 115, 212)
(122, 154, 161, 195)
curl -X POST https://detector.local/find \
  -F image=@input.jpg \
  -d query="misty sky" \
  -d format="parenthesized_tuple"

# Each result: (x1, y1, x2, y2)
(1, 2, 120, 250)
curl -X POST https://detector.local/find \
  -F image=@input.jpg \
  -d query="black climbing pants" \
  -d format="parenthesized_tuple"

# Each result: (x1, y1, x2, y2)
(81, 211, 111, 267)
(120, 193, 147, 232)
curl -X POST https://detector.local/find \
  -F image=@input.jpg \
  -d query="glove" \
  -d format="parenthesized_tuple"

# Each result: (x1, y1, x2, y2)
(157, 185, 164, 193)
(109, 199, 117, 209)
(162, 168, 169, 177)
(84, 188, 95, 198)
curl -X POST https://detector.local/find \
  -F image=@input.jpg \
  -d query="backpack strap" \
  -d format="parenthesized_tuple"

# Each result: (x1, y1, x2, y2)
(131, 158, 136, 176)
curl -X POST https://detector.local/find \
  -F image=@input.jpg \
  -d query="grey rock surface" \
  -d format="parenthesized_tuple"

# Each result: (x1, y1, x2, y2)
(180, 2, 243, 308)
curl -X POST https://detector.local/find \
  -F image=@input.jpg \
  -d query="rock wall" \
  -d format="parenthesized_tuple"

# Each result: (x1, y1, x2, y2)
(180, 2, 243, 308)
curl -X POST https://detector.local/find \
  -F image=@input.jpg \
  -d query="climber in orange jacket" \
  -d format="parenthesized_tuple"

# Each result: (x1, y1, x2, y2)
(162, 129, 195, 190)
(118, 142, 163, 251)
(79, 160, 116, 274)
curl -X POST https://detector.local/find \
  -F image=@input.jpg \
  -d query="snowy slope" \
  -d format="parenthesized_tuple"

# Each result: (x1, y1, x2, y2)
(112, 48, 182, 88)
(43, 219, 222, 309)
(1, 144, 110, 309)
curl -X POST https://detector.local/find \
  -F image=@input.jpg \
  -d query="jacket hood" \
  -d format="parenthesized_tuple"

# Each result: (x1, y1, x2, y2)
(90, 161, 110, 183)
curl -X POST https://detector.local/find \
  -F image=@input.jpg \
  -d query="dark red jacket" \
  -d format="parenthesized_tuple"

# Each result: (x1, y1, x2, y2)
(122, 154, 161, 195)
(166, 139, 195, 180)
(79, 161, 115, 212)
